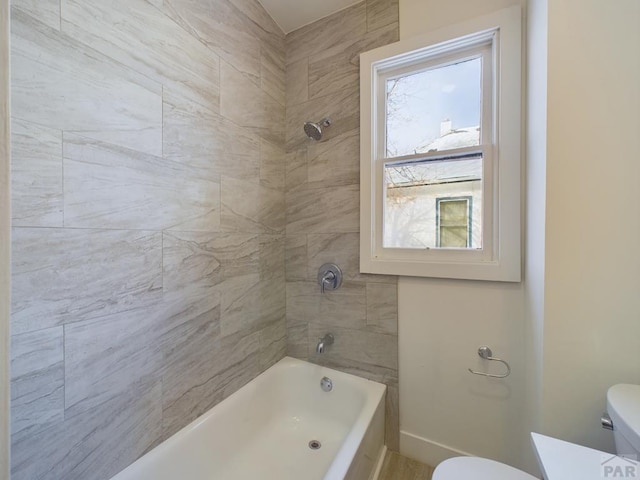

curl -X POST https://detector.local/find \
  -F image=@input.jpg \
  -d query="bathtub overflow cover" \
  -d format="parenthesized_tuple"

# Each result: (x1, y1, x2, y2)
(308, 440, 322, 450)
(320, 377, 333, 392)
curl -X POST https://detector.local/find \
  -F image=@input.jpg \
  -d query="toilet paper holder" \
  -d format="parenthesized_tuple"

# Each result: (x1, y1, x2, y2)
(468, 346, 511, 378)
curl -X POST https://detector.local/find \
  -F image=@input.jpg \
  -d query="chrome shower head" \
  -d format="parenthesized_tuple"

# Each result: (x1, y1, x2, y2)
(303, 118, 331, 141)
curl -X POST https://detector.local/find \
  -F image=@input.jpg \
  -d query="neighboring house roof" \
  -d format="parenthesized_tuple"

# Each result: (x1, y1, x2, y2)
(387, 125, 482, 188)
(416, 126, 480, 153)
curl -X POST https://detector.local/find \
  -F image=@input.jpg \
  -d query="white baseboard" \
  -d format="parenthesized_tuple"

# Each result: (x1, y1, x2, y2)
(370, 445, 387, 480)
(400, 431, 473, 468)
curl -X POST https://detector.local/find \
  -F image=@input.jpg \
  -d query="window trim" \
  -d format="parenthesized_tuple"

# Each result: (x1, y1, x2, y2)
(360, 6, 522, 282)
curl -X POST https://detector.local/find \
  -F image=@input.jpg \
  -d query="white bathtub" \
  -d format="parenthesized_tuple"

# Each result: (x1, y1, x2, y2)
(110, 357, 387, 480)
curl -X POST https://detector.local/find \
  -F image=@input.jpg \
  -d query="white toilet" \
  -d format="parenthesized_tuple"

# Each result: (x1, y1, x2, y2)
(607, 384, 640, 458)
(432, 383, 640, 479)
(432, 456, 536, 480)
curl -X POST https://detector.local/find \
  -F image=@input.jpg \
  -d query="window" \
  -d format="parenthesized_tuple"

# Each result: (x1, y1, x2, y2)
(437, 197, 472, 248)
(360, 6, 522, 281)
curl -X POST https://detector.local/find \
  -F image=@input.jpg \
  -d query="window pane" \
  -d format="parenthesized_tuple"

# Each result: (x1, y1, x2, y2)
(440, 226, 468, 248)
(383, 155, 482, 249)
(439, 200, 468, 227)
(439, 199, 469, 247)
(386, 57, 482, 158)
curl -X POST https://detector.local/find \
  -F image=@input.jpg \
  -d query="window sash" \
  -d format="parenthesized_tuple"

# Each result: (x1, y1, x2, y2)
(372, 38, 494, 257)
(374, 145, 492, 262)
(376, 39, 495, 163)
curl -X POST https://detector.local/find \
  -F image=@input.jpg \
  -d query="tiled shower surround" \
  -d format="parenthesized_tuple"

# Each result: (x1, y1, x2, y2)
(9, 0, 398, 478)
(284, 0, 400, 449)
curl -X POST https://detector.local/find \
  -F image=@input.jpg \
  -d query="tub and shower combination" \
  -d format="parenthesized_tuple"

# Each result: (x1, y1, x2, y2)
(111, 357, 387, 480)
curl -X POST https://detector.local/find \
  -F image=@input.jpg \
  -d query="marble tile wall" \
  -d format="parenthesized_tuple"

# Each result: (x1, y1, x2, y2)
(284, 0, 401, 450)
(0, 1, 10, 477)
(9, 0, 285, 478)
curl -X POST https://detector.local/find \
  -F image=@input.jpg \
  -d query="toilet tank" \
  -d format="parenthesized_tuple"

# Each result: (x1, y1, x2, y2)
(607, 384, 640, 457)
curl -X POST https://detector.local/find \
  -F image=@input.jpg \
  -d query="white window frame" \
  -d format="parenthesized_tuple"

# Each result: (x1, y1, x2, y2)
(360, 6, 522, 282)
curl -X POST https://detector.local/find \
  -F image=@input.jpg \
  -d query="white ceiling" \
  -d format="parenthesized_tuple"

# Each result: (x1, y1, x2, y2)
(257, 0, 362, 34)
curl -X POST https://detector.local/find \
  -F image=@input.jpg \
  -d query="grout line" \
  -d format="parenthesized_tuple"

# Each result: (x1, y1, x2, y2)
(218, 56, 222, 111)
(61, 323, 66, 419)
(10, 225, 262, 235)
(61, 130, 64, 227)
(160, 229, 164, 291)
(364, 0, 368, 33)
(161, 84, 164, 158)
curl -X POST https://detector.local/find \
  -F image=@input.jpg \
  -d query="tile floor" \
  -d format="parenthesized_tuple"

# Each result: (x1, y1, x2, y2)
(378, 451, 434, 480)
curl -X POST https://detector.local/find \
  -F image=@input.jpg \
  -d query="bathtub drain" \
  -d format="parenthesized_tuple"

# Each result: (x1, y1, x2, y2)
(308, 440, 322, 450)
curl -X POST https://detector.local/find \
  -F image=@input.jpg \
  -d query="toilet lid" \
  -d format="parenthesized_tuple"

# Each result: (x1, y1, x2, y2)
(433, 457, 537, 480)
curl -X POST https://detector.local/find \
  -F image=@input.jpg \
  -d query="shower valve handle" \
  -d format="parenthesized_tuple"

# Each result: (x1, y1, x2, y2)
(320, 271, 336, 293)
(317, 263, 342, 294)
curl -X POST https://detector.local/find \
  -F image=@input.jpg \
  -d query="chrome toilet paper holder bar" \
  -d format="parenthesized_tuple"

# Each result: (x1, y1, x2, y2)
(468, 346, 511, 378)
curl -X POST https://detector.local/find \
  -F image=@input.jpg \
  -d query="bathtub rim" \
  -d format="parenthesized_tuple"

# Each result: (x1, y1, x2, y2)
(110, 356, 387, 480)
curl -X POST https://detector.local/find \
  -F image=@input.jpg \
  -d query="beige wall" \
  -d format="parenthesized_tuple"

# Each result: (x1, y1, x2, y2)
(399, 0, 640, 472)
(541, 0, 640, 452)
(398, 278, 526, 467)
(0, 0, 9, 477)
(522, 0, 546, 473)
(400, 0, 526, 38)
(398, 0, 528, 470)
